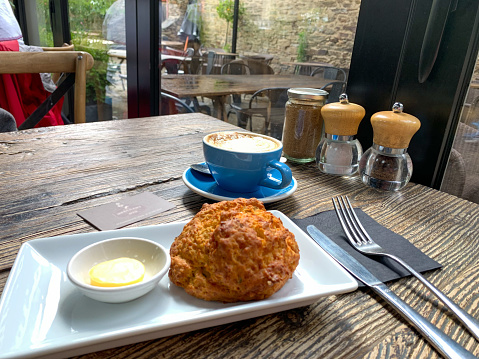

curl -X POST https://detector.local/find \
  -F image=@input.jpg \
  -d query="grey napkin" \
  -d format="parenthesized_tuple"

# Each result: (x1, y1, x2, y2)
(292, 209, 442, 287)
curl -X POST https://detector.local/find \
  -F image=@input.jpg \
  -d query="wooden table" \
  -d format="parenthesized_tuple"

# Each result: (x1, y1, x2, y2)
(108, 49, 189, 62)
(161, 74, 330, 120)
(162, 40, 184, 48)
(0, 114, 478, 358)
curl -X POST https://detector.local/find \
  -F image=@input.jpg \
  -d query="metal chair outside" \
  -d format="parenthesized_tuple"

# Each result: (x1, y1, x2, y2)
(321, 81, 347, 103)
(222, 61, 252, 118)
(160, 92, 194, 114)
(310, 66, 347, 81)
(232, 87, 289, 139)
(220, 61, 251, 75)
(241, 59, 275, 75)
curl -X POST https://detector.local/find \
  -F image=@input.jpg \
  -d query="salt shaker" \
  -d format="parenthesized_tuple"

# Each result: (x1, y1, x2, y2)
(316, 93, 365, 176)
(358, 102, 421, 191)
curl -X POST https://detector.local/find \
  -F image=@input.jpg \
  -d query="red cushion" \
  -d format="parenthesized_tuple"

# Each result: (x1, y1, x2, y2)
(0, 40, 64, 128)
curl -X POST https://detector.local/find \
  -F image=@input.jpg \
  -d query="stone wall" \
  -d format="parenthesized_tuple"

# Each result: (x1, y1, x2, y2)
(161, 1, 187, 40)
(162, 0, 479, 91)
(162, 0, 361, 72)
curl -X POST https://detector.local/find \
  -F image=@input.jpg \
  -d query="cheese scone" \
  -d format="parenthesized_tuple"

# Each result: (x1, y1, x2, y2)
(169, 198, 300, 302)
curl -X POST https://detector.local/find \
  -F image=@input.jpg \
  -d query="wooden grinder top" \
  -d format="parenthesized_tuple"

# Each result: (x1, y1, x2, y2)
(321, 94, 366, 136)
(371, 103, 421, 149)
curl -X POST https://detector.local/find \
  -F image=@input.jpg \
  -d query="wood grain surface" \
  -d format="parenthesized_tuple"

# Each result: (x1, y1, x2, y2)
(161, 74, 330, 98)
(0, 114, 478, 359)
(161, 74, 330, 121)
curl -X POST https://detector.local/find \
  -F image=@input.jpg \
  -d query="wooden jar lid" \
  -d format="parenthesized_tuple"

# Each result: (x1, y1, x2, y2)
(371, 103, 421, 149)
(321, 94, 366, 136)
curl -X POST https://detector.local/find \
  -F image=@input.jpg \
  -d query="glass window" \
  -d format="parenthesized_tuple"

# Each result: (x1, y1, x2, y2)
(158, 0, 361, 119)
(441, 54, 479, 204)
(68, 0, 126, 121)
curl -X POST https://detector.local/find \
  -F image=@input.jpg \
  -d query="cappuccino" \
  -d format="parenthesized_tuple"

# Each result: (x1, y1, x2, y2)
(206, 132, 279, 153)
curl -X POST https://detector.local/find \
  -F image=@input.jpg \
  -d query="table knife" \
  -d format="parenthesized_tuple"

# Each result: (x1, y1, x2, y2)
(306, 225, 475, 359)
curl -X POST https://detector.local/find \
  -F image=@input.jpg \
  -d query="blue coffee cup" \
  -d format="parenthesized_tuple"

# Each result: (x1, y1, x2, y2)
(203, 131, 292, 193)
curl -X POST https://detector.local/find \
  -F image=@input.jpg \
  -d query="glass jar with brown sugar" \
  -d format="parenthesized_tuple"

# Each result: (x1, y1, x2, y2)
(282, 88, 328, 163)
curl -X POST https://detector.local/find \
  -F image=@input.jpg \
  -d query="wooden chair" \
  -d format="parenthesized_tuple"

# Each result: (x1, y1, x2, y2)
(41, 43, 75, 52)
(41, 43, 76, 82)
(0, 49, 94, 128)
(41, 43, 75, 51)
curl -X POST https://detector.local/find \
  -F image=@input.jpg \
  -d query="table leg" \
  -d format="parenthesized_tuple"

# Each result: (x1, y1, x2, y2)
(209, 96, 228, 121)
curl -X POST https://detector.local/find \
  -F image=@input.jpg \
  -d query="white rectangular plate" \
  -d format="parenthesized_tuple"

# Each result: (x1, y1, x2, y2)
(0, 211, 357, 359)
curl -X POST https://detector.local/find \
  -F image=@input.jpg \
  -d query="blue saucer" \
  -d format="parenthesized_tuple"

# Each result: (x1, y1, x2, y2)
(182, 165, 297, 203)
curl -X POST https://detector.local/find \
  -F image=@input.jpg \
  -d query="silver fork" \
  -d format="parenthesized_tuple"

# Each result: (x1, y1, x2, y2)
(333, 195, 479, 342)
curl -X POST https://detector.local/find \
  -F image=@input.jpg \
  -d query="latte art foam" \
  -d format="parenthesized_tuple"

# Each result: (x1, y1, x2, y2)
(207, 132, 279, 152)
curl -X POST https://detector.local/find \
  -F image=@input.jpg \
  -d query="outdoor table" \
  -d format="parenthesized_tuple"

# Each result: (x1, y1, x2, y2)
(161, 74, 331, 120)
(0, 114, 478, 358)
(162, 40, 185, 48)
(108, 49, 190, 63)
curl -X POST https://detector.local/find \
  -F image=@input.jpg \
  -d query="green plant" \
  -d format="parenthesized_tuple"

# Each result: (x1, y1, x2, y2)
(68, 0, 116, 104)
(297, 31, 307, 62)
(73, 40, 111, 104)
(69, 0, 116, 36)
(30, 0, 53, 46)
(216, 0, 245, 50)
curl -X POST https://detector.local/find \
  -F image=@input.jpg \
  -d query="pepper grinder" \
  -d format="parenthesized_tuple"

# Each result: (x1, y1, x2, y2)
(358, 102, 421, 191)
(315, 93, 365, 176)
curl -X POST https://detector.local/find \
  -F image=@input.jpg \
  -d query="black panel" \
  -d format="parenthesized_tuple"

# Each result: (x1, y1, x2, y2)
(347, 0, 414, 151)
(13, 0, 29, 44)
(49, 0, 70, 46)
(232, 0, 239, 53)
(395, 0, 479, 187)
(126, 0, 139, 118)
(347, 0, 479, 188)
(126, 0, 160, 118)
